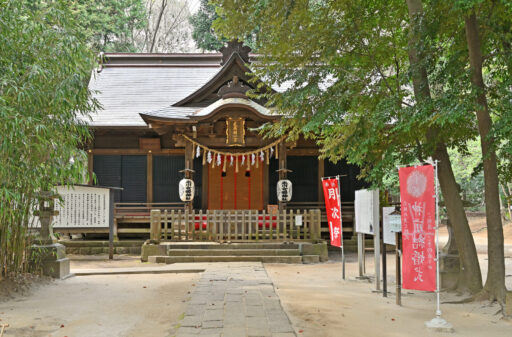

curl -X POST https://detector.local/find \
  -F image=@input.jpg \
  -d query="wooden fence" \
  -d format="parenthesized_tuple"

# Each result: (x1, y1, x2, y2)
(150, 209, 321, 242)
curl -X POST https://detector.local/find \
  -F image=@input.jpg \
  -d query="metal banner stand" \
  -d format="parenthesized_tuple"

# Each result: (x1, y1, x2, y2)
(425, 160, 454, 332)
(396, 232, 402, 306)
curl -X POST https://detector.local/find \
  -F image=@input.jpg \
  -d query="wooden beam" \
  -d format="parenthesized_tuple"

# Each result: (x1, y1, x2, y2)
(147, 152, 153, 203)
(173, 135, 271, 148)
(287, 148, 319, 156)
(91, 148, 184, 155)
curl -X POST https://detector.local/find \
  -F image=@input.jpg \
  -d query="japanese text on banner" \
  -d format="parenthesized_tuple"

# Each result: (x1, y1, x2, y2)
(399, 165, 436, 291)
(322, 178, 342, 247)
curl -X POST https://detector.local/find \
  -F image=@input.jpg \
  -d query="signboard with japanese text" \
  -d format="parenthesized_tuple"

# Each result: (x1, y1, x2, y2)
(383, 207, 402, 245)
(399, 165, 436, 291)
(355, 189, 379, 235)
(51, 185, 110, 228)
(322, 178, 342, 247)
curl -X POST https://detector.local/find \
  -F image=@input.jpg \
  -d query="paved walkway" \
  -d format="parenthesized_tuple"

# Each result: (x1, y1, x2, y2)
(176, 262, 296, 337)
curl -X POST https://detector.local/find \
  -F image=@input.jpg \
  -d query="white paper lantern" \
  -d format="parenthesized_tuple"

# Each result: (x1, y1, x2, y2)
(277, 179, 292, 202)
(179, 179, 195, 202)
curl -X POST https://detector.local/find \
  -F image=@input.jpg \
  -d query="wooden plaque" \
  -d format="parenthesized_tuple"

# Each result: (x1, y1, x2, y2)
(226, 117, 245, 147)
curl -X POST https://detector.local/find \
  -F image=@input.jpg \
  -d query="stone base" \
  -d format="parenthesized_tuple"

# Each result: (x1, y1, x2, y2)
(42, 258, 70, 279)
(425, 317, 454, 333)
(141, 243, 167, 262)
(302, 255, 320, 264)
(32, 243, 71, 279)
(301, 242, 328, 262)
(440, 253, 460, 289)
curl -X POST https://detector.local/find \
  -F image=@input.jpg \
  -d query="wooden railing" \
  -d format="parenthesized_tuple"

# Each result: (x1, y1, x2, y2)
(150, 209, 321, 242)
(288, 201, 355, 233)
(114, 202, 186, 217)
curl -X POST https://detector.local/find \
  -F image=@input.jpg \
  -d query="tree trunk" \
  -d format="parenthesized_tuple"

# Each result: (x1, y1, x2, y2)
(405, 0, 482, 293)
(464, 13, 507, 303)
(149, 0, 167, 53)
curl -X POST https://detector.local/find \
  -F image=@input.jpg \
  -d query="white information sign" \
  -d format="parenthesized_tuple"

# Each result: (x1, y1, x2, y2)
(355, 189, 379, 235)
(46, 185, 110, 228)
(295, 215, 303, 227)
(383, 206, 401, 245)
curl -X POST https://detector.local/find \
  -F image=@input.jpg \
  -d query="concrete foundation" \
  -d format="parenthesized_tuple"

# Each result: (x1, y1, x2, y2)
(32, 243, 71, 279)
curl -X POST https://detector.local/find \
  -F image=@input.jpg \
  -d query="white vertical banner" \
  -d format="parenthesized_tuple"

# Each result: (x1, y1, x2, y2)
(355, 189, 380, 289)
(355, 189, 379, 235)
(383, 206, 401, 246)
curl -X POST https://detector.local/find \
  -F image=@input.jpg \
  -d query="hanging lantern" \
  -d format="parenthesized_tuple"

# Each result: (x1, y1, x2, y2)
(179, 179, 195, 202)
(277, 179, 292, 202)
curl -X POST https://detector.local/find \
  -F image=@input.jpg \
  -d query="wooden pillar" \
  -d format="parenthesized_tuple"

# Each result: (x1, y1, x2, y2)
(147, 151, 153, 203)
(87, 150, 93, 185)
(278, 141, 287, 210)
(318, 159, 324, 202)
(202, 163, 208, 210)
(263, 162, 269, 209)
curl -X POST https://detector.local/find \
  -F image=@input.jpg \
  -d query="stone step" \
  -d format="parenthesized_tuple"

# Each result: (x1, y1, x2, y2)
(149, 255, 304, 264)
(60, 240, 143, 255)
(162, 243, 300, 250)
(302, 255, 320, 264)
(61, 240, 143, 247)
(167, 249, 300, 256)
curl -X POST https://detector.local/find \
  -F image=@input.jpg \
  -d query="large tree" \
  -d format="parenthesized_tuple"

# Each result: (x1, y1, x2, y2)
(0, 0, 98, 278)
(213, 0, 484, 293)
(460, 0, 509, 304)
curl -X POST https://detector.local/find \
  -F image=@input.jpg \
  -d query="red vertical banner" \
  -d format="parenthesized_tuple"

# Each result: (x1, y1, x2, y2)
(399, 165, 436, 291)
(322, 178, 342, 247)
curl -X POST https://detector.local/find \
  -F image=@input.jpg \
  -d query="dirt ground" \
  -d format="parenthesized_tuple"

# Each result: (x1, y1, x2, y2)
(0, 215, 510, 336)
(440, 215, 512, 247)
(265, 216, 512, 337)
(266, 253, 512, 337)
(0, 265, 198, 337)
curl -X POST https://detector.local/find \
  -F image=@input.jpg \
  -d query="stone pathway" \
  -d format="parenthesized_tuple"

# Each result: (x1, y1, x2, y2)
(176, 262, 296, 337)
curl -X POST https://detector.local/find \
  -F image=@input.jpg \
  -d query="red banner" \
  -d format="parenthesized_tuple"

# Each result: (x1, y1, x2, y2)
(399, 165, 436, 291)
(322, 178, 342, 247)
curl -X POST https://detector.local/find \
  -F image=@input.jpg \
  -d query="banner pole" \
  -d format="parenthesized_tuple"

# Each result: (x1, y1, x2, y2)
(342, 246, 346, 280)
(337, 175, 345, 280)
(425, 160, 453, 331)
(435, 160, 441, 317)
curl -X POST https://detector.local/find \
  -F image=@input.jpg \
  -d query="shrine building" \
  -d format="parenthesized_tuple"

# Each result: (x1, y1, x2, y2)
(86, 42, 366, 240)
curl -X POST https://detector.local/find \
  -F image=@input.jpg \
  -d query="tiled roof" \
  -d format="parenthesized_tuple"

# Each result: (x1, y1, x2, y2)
(88, 65, 221, 126)
(140, 97, 276, 122)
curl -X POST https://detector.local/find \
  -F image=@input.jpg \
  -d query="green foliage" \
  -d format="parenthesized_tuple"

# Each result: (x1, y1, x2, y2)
(190, 0, 259, 51)
(213, 0, 472, 190)
(213, 0, 511, 196)
(448, 139, 484, 209)
(0, 0, 98, 278)
(70, 0, 147, 52)
(190, 0, 225, 51)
